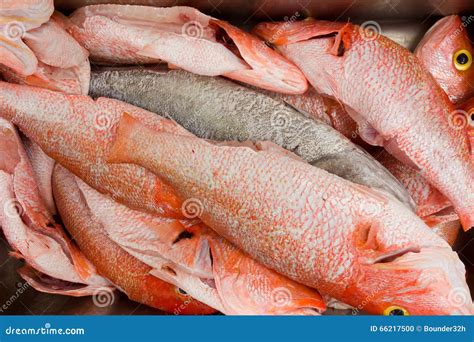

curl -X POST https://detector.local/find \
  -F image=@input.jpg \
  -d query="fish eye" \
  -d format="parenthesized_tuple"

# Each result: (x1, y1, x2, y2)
(453, 49, 472, 71)
(176, 287, 188, 296)
(383, 305, 409, 316)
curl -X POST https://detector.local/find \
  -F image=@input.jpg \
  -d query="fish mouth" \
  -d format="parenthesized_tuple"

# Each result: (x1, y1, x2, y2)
(369, 246, 473, 315)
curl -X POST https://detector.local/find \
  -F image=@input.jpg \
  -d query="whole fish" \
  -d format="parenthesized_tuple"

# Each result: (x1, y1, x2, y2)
(0, 81, 192, 218)
(74, 173, 326, 315)
(52, 165, 215, 314)
(0, 12, 91, 95)
(0, 0, 54, 75)
(106, 113, 472, 315)
(253, 20, 474, 231)
(90, 68, 413, 208)
(415, 15, 474, 104)
(68, 5, 307, 94)
(0, 118, 111, 295)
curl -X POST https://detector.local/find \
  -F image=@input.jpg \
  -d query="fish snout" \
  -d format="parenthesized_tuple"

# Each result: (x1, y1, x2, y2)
(361, 246, 473, 315)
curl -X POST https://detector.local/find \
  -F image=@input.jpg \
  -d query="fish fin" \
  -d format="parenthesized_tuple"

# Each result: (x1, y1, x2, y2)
(18, 264, 113, 297)
(213, 19, 308, 94)
(328, 23, 353, 56)
(252, 20, 347, 46)
(106, 112, 138, 165)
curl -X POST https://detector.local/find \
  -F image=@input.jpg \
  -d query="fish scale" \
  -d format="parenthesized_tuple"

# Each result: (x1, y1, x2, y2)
(107, 113, 472, 315)
(254, 20, 474, 231)
(90, 67, 414, 209)
(0, 81, 195, 218)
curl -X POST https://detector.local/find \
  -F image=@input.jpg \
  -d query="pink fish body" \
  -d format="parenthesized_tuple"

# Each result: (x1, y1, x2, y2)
(0, 118, 111, 295)
(376, 151, 460, 245)
(0, 0, 54, 76)
(253, 20, 474, 231)
(75, 176, 325, 315)
(106, 113, 472, 315)
(1, 12, 91, 95)
(0, 81, 192, 218)
(67, 5, 307, 94)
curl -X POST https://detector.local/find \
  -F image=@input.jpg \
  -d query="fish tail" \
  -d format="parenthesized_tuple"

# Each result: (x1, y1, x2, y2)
(106, 112, 140, 165)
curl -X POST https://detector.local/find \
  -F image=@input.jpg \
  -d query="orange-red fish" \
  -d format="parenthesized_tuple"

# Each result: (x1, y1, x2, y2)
(253, 20, 474, 231)
(106, 113, 472, 315)
(0, 81, 190, 218)
(73, 175, 326, 315)
(0, 0, 54, 76)
(376, 151, 460, 245)
(415, 15, 474, 104)
(0, 118, 111, 295)
(52, 164, 215, 314)
(1, 12, 91, 95)
(68, 5, 307, 94)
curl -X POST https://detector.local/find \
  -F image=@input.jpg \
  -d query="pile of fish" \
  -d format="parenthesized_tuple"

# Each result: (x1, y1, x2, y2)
(0, 0, 473, 316)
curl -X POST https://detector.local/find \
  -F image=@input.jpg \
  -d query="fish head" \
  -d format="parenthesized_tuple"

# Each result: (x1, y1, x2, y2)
(415, 15, 474, 104)
(347, 196, 472, 315)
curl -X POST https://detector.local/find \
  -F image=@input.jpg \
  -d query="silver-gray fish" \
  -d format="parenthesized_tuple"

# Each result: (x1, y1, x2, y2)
(89, 67, 414, 208)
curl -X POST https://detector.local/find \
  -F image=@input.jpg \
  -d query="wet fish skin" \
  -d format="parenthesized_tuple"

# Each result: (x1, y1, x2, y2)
(106, 113, 473, 315)
(76, 175, 326, 315)
(90, 68, 413, 209)
(0, 118, 110, 295)
(253, 20, 474, 230)
(0, 0, 54, 76)
(458, 97, 474, 156)
(68, 5, 307, 94)
(376, 151, 460, 245)
(52, 164, 216, 314)
(0, 12, 91, 95)
(0, 80, 190, 218)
